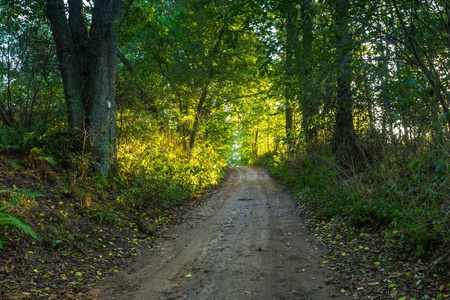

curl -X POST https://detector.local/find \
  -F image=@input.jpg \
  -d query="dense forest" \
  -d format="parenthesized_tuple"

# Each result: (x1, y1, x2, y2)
(1, 0, 449, 298)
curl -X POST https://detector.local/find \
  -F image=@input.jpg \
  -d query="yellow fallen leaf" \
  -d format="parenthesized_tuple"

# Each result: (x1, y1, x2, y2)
(374, 261, 380, 265)
(185, 274, 192, 278)
(440, 285, 446, 291)
(322, 261, 329, 264)
(357, 287, 364, 290)
(341, 289, 345, 293)
(302, 269, 307, 272)
(368, 282, 380, 286)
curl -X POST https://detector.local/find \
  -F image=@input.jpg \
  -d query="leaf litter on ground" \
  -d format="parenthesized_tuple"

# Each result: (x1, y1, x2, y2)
(296, 202, 450, 300)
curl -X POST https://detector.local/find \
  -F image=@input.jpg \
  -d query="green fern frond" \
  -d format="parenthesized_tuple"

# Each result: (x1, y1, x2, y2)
(0, 214, 39, 240)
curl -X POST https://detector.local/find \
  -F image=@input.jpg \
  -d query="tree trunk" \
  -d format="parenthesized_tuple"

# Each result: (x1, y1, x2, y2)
(188, 25, 226, 152)
(189, 87, 208, 152)
(284, 1, 298, 150)
(47, 0, 123, 177)
(301, 0, 318, 149)
(253, 128, 259, 159)
(331, 0, 363, 168)
(85, 0, 122, 176)
(46, 0, 85, 135)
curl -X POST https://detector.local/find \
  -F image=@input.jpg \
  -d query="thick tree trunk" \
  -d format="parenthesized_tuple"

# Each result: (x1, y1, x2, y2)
(331, 0, 363, 168)
(47, 0, 123, 177)
(46, 0, 85, 135)
(85, 0, 122, 176)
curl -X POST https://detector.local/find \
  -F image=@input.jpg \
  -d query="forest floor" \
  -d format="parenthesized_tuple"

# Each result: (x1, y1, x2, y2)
(1, 166, 448, 299)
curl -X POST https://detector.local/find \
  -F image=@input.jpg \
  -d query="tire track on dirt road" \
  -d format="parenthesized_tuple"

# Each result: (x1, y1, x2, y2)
(88, 166, 349, 300)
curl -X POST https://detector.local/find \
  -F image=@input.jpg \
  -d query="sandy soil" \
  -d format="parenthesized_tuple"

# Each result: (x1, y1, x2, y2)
(88, 166, 349, 300)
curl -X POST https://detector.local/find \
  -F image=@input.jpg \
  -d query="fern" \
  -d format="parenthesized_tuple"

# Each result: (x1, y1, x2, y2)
(0, 213, 39, 241)
(0, 187, 42, 247)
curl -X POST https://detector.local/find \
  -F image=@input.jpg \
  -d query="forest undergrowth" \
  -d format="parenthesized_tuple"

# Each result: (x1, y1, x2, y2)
(256, 138, 450, 299)
(0, 119, 227, 299)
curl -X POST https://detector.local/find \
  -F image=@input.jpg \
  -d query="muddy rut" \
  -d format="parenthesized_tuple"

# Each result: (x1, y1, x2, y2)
(88, 166, 349, 299)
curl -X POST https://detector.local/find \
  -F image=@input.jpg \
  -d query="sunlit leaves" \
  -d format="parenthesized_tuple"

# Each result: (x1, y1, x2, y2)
(117, 110, 226, 208)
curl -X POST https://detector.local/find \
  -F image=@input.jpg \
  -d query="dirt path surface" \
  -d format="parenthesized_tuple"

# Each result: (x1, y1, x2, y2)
(88, 166, 349, 300)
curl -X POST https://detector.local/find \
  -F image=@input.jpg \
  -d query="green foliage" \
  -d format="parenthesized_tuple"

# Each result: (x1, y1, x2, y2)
(0, 125, 69, 159)
(0, 214, 38, 249)
(0, 0, 62, 128)
(259, 142, 449, 258)
(0, 126, 40, 152)
(116, 111, 226, 210)
(0, 188, 41, 249)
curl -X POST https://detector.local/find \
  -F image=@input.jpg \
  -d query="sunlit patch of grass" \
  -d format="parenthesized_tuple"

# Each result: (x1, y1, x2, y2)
(116, 111, 226, 210)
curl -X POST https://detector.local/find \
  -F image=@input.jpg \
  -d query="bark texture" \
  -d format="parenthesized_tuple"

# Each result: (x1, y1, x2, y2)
(331, 0, 363, 168)
(46, 0, 84, 135)
(301, 0, 318, 147)
(46, 0, 123, 176)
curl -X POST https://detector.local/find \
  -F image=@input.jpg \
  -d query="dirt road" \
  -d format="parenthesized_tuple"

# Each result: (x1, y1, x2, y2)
(89, 166, 348, 299)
